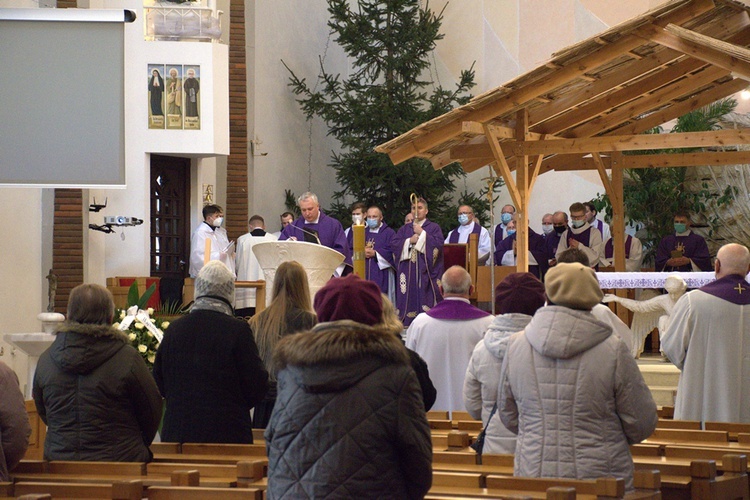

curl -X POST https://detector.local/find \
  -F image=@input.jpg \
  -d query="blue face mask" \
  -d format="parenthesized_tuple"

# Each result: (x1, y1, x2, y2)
(571, 219, 585, 229)
(674, 223, 687, 233)
(501, 213, 512, 224)
(366, 218, 379, 229)
(506, 229, 516, 236)
(458, 214, 470, 225)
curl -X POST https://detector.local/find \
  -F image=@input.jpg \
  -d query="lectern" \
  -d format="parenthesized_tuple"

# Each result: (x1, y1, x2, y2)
(252, 241, 345, 307)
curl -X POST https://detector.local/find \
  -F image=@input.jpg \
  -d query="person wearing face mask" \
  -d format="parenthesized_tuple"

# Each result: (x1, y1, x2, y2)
(444, 205, 491, 265)
(344, 202, 367, 239)
(346, 205, 397, 299)
(493, 218, 549, 279)
(189, 204, 236, 278)
(540, 213, 554, 238)
(493, 204, 516, 246)
(546, 211, 568, 267)
(583, 202, 611, 243)
(554, 202, 603, 269)
(654, 211, 711, 272)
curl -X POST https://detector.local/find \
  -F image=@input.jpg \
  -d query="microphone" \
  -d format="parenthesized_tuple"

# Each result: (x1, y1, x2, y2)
(287, 223, 322, 245)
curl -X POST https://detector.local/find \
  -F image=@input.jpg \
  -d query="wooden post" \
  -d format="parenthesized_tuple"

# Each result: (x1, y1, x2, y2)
(515, 109, 530, 273)
(611, 152, 630, 324)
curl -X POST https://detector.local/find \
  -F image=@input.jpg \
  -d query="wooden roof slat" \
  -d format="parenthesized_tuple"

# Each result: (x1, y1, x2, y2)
(565, 65, 733, 138)
(643, 22, 750, 79)
(559, 149, 750, 170)
(529, 9, 750, 128)
(515, 128, 750, 156)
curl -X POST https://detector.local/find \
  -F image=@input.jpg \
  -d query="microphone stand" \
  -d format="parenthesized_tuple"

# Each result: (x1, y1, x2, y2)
(288, 222, 322, 245)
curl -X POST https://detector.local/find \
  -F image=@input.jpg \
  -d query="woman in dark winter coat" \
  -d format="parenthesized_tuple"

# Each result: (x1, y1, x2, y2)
(153, 260, 268, 443)
(266, 320, 432, 499)
(33, 284, 162, 462)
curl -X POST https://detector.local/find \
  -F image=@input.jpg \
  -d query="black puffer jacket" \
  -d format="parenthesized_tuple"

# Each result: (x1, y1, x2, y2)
(266, 321, 432, 499)
(33, 323, 162, 462)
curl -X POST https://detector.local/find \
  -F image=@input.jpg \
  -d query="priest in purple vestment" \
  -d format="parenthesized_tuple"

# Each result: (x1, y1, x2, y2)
(494, 222, 549, 279)
(279, 192, 352, 270)
(394, 198, 444, 326)
(655, 212, 711, 272)
(445, 205, 491, 265)
(346, 206, 397, 297)
(555, 203, 603, 269)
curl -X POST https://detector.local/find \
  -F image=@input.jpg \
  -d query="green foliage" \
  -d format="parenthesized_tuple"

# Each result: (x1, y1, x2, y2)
(126, 282, 156, 310)
(283, 0, 477, 234)
(284, 189, 301, 217)
(593, 98, 738, 262)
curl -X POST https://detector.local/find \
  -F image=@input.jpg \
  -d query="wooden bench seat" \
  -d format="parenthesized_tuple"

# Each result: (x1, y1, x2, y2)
(706, 422, 750, 442)
(656, 418, 702, 430)
(645, 428, 730, 444)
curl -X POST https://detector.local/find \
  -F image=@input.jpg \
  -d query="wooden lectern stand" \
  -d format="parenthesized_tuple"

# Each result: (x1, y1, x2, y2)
(252, 241, 345, 308)
(443, 233, 480, 301)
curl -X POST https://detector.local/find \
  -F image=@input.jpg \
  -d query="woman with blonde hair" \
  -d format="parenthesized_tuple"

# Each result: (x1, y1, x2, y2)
(250, 260, 316, 428)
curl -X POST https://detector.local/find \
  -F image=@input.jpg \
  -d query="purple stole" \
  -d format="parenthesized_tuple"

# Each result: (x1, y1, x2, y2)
(604, 235, 632, 259)
(394, 219, 444, 326)
(699, 275, 750, 305)
(567, 226, 592, 247)
(425, 298, 491, 320)
(493, 229, 548, 278)
(448, 222, 482, 244)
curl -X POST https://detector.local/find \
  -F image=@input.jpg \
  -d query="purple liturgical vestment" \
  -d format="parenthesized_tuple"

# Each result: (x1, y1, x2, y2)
(494, 229, 549, 279)
(655, 232, 711, 272)
(279, 212, 352, 266)
(394, 219, 444, 326)
(424, 298, 491, 320)
(448, 222, 482, 243)
(346, 222, 397, 294)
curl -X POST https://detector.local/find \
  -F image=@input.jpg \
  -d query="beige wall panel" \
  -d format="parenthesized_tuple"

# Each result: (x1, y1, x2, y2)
(519, 0, 575, 71)
(484, 0, 520, 61)
(435, 1, 485, 89)
(578, 0, 651, 27)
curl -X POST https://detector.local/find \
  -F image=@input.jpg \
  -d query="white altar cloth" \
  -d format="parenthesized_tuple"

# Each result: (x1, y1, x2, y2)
(596, 272, 717, 290)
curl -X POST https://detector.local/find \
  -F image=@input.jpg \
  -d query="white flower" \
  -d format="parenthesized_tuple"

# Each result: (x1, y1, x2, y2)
(128, 333, 136, 341)
(138, 344, 147, 353)
(161, 321, 170, 329)
(135, 323, 144, 330)
(119, 310, 126, 320)
(147, 331, 153, 338)
(113, 322, 120, 329)
(147, 354, 156, 364)
(147, 308, 154, 316)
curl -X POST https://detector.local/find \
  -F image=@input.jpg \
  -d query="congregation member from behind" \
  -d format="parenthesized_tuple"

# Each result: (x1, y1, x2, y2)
(463, 272, 546, 455)
(499, 263, 656, 490)
(662, 243, 750, 422)
(249, 260, 317, 429)
(33, 284, 162, 461)
(266, 274, 432, 499)
(154, 261, 268, 443)
(406, 266, 493, 413)
(0, 360, 30, 480)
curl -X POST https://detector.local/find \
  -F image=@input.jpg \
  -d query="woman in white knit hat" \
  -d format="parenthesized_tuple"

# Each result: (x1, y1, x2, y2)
(153, 260, 268, 443)
(498, 262, 657, 491)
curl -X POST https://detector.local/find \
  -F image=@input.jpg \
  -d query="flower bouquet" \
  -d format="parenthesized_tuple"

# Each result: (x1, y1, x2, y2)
(112, 282, 169, 368)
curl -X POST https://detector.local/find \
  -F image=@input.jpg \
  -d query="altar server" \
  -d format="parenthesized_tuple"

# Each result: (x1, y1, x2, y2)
(346, 205, 397, 298)
(655, 211, 711, 272)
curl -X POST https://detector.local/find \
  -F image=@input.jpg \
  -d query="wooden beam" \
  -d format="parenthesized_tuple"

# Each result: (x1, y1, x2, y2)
(377, 0, 716, 165)
(567, 65, 732, 138)
(610, 152, 630, 322)
(515, 109, 530, 273)
(484, 124, 521, 210)
(621, 149, 750, 168)
(643, 23, 750, 81)
(518, 128, 750, 156)
(608, 76, 748, 136)
(459, 158, 494, 173)
(535, 56, 730, 135)
(528, 154, 544, 194)
(591, 152, 613, 195)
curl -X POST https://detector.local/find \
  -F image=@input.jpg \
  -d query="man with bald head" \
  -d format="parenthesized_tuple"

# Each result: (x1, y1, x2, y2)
(406, 266, 493, 414)
(445, 204, 491, 264)
(662, 243, 750, 422)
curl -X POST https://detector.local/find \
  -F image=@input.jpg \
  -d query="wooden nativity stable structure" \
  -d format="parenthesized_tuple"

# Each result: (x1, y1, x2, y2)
(376, 0, 750, 276)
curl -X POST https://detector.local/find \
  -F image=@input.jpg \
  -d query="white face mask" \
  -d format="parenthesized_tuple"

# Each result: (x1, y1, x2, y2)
(212, 216, 224, 227)
(542, 224, 553, 235)
(352, 214, 363, 225)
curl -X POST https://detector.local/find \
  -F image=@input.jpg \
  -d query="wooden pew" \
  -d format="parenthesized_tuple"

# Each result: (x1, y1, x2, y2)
(12, 479, 144, 499)
(656, 419, 701, 430)
(145, 486, 262, 499)
(690, 455, 749, 500)
(706, 422, 750, 442)
(645, 428, 730, 444)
